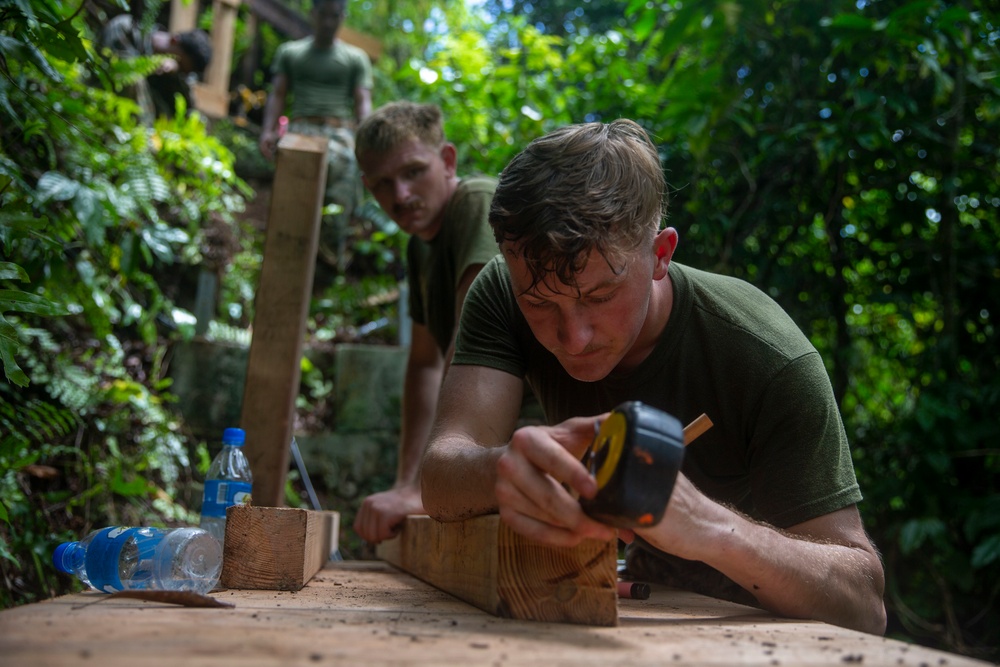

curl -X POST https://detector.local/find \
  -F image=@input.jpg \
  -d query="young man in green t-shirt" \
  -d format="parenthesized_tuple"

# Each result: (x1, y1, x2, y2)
(258, 0, 373, 267)
(351, 102, 499, 544)
(420, 119, 888, 635)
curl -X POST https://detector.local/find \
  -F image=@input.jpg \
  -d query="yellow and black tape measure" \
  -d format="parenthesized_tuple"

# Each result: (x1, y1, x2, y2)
(580, 401, 685, 529)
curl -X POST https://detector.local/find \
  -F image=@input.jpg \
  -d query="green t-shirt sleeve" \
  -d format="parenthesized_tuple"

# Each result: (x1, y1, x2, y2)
(353, 49, 374, 90)
(404, 179, 499, 353)
(449, 179, 500, 286)
(747, 351, 862, 527)
(453, 258, 526, 378)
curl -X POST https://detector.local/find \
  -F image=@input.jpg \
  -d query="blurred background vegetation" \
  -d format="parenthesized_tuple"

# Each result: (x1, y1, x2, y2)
(1, 0, 997, 660)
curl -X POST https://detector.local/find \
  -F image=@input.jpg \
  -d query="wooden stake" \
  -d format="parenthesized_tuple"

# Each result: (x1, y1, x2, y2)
(683, 413, 713, 446)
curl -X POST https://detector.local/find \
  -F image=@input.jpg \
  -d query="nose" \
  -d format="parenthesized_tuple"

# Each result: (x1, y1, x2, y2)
(393, 179, 412, 203)
(555, 304, 593, 355)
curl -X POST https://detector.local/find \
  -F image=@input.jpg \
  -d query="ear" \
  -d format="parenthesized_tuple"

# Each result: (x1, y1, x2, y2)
(439, 142, 457, 176)
(652, 227, 678, 279)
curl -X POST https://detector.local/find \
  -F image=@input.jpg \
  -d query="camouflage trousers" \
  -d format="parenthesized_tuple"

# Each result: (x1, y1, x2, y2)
(286, 121, 363, 268)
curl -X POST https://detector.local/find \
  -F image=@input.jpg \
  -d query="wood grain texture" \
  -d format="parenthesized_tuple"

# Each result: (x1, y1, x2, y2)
(377, 515, 617, 626)
(239, 133, 327, 508)
(220, 505, 339, 590)
(2, 561, 990, 667)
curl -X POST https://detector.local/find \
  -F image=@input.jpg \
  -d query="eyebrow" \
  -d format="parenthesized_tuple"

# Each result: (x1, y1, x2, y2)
(519, 271, 626, 300)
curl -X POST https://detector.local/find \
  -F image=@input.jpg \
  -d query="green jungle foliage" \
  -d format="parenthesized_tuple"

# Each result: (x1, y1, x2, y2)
(0, 0, 255, 605)
(1, 0, 998, 661)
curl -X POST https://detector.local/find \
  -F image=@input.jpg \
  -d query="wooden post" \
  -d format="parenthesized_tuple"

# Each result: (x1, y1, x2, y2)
(194, 0, 240, 118)
(378, 515, 618, 626)
(168, 0, 199, 32)
(240, 133, 327, 508)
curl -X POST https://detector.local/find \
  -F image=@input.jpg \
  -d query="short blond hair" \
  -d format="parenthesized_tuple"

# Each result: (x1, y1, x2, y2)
(355, 101, 446, 161)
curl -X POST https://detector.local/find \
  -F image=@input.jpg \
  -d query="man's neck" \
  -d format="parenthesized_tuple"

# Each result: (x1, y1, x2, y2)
(313, 33, 338, 49)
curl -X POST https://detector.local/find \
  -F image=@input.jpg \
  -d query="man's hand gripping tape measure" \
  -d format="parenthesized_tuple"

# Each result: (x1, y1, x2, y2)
(579, 401, 712, 529)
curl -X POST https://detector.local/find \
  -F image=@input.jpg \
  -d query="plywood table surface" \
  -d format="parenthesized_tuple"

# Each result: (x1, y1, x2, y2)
(0, 560, 989, 667)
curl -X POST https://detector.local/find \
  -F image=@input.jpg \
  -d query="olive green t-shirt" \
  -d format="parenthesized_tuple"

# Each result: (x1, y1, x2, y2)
(407, 177, 500, 354)
(272, 37, 373, 120)
(453, 258, 863, 602)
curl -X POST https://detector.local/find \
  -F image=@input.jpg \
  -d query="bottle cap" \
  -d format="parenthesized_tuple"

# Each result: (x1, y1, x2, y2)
(52, 542, 76, 573)
(222, 427, 246, 446)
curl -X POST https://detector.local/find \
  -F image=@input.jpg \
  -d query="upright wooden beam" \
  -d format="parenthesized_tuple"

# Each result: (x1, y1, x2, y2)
(377, 515, 618, 626)
(240, 133, 327, 508)
(196, 0, 240, 118)
(168, 0, 198, 32)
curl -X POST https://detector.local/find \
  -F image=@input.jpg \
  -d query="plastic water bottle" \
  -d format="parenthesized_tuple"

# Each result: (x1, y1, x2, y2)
(52, 526, 222, 594)
(199, 427, 253, 547)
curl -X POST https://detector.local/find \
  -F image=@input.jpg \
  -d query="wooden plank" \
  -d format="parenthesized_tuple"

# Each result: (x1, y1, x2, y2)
(191, 82, 229, 119)
(239, 133, 327, 508)
(377, 514, 618, 626)
(3, 561, 991, 667)
(202, 0, 239, 117)
(168, 0, 198, 33)
(221, 505, 339, 590)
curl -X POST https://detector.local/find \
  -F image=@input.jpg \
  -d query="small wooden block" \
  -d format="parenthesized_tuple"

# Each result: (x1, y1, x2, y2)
(377, 515, 618, 626)
(221, 505, 339, 591)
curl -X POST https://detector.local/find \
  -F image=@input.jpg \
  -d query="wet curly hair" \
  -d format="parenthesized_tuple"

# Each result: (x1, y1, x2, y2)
(489, 119, 667, 293)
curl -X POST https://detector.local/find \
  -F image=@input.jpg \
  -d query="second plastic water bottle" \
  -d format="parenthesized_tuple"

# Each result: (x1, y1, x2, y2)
(199, 427, 253, 547)
(53, 526, 222, 594)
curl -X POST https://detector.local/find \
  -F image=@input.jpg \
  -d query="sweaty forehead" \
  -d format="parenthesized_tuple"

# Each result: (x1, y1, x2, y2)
(504, 245, 628, 298)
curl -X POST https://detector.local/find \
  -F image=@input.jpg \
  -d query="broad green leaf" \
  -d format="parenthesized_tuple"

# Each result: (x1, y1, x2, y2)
(0, 315, 29, 387)
(0, 290, 68, 317)
(899, 517, 946, 554)
(971, 534, 1000, 569)
(110, 469, 152, 497)
(35, 172, 80, 203)
(0, 263, 29, 282)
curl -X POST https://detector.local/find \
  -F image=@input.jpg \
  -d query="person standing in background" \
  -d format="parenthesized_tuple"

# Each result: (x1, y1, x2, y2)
(258, 0, 373, 268)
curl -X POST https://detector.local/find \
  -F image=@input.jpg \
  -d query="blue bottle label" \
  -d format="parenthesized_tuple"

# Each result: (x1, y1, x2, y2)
(201, 480, 252, 518)
(85, 527, 165, 593)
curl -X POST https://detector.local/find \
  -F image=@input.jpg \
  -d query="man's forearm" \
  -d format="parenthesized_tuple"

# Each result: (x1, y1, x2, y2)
(260, 95, 282, 135)
(421, 436, 504, 522)
(396, 364, 442, 487)
(670, 500, 887, 634)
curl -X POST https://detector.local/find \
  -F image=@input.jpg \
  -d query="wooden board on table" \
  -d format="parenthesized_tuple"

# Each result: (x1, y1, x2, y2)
(221, 505, 339, 591)
(377, 514, 618, 626)
(2, 560, 993, 666)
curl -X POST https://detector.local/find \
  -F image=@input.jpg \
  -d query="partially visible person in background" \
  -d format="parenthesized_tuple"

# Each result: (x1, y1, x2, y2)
(351, 101, 499, 545)
(258, 0, 373, 269)
(98, 13, 212, 122)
